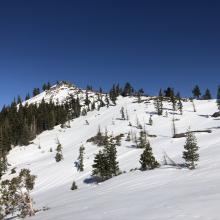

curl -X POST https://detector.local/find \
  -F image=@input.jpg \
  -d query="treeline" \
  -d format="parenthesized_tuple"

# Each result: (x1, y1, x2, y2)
(0, 95, 82, 177)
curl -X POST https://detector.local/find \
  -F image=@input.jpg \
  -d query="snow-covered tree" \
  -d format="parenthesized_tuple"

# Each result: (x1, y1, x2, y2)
(183, 129, 199, 169)
(0, 169, 36, 218)
(55, 139, 63, 162)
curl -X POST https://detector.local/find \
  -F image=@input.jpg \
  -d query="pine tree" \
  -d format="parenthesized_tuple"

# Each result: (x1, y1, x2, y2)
(42, 83, 47, 91)
(203, 89, 212, 100)
(0, 169, 36, 218)
(177, 96, 183, 115)
(192, 85, 201, 99)
(122, 82, 133, 96)
(92, 138, 120, 182)
(164, 87, 174, 98)
(25, 93, 30, 101)
(109, 84, 117, 105)
(55, 139, 63, 162)
(137, 130, 147, 148)
(217, 86, 220, 111)
(139, 139, 159, 170)
(183, 129, 199, 169)
(0, 127, 10, 179)
(170, 93, 177, 111)
(107, 138, 120, 176)
(33, 88, 40, 97)
(78, 145, 85, 172)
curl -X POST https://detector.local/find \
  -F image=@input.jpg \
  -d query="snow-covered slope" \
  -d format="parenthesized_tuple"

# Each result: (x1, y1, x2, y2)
(23, 81, 103, 106)
(5, 93, 220, 220)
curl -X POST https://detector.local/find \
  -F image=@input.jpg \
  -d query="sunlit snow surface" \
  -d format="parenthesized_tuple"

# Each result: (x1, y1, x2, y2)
(5, 89, 220, 220)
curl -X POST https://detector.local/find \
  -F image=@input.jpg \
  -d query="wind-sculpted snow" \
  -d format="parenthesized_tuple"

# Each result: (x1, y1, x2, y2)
(5, 95, 220, 220)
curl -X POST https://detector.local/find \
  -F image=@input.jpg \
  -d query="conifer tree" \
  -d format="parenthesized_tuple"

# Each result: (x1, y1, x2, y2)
(154, 98, 163, 116)
(139, 138, 159, 170)
(203, 89, 212, 100)
(33, 88, 40, 97)
(122, 82, 133, 96)
(164, 87, 174, 98)
(42, 83, 47, 91)
(109, 84, 117, 105)
(55, 139, 63, 162)
(192, 85, 201, 99)
(170, 93, 177, 111)
(78, 145, 85, 172)
(92, 137, 120, 182)
(0, 169, 36, 218)
(25, 93, 30, 101)
(217, 86, 220, 111)
(107, 138, 120, 176)
(0, 128, 10, 179)
(137, 130, 147, 148)
(183, 129, 199, 169)
(177, 96, 183, 115)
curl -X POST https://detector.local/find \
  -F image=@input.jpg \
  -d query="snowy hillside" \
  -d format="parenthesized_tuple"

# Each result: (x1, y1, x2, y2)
(23, 81, 103, 106)
(4, 91, 220, 220)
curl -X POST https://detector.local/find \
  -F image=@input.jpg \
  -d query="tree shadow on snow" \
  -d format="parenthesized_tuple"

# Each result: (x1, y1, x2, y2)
(83, 177, 98, 184)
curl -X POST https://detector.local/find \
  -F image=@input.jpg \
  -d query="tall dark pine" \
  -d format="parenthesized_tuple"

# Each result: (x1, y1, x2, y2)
(122, 82, 133, 97)
(203, 89, 212, 100)
(192, 85, 201, 99)
(33, 88, 40, 97)
(164, 87, 174, 98)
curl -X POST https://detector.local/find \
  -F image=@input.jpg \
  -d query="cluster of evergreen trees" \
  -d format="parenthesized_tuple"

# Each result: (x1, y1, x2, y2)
(92, 132, 120, 182)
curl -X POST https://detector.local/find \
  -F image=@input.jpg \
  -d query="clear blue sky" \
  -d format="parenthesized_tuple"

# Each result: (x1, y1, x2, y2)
(0, 0, 220, 107)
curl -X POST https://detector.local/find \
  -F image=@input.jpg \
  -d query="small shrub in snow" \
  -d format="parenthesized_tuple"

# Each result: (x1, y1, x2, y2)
(71, 181, 78, 191)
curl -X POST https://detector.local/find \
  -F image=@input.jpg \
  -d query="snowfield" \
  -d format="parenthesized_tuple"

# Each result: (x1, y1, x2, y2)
(4, 91, 220, 220)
